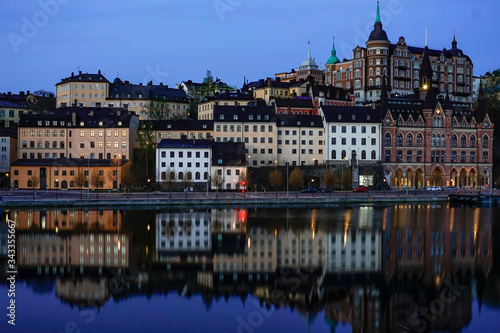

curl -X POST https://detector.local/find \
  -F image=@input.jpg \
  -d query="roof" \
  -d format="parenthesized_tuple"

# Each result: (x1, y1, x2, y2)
(142, 119, 213, 131)
(0, 127, 17, 137)
(368, 3, 388, 42)
(271, 98, 314, 108)
(213, 105, 277, 122)
(321, 105, 381, 123)
(310, 85, 351, 101)
(202, 91, 254, 102)
(157, 139, 212, 149)
(18, 107, 136, 128)
(212, 142, 246, 166)
(247, 79, 291, 90)
(12, 158, 128, 167)
(108, 82, 187, 102)
(56, 71, 109, 85)
(0, 100, 24, 108)
(276, 114, 323, 128)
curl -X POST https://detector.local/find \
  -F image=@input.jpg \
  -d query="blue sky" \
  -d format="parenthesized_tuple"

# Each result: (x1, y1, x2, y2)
(0, 0, 498, 94)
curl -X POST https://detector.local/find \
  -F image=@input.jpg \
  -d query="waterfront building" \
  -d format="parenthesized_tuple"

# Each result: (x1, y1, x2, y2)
(326, 2, 473, 105)
(18, 106, 139, 161)
(145, 119, 213, 144)
(213, 105, 277, 167)
(197, 90, 256, 120)
(10, 158, 129, 190)
(155, 138, 212, 188)
(276, 114, 324, 166)
(0, 128, 17, 179)
(211, 142, 247, 191)
(380, 48, 494, 189)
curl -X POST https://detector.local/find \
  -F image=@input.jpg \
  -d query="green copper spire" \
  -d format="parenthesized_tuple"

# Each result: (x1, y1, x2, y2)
(326, 36, 340, 65)
(375, 1, 381, 23)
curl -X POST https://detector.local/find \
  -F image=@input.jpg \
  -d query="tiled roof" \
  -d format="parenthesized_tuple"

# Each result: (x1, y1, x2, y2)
(213, 105, 277, 122)
(202, 91, 254, 102)
(142, 119, 213, 131)
(276, 114, 323, 128)
(271, 98, 313, 108)
(108, 82, 188, 102)
(157, 139, 212, 149)
(56, 71, 109, 85)
(321, 105, 381, 123)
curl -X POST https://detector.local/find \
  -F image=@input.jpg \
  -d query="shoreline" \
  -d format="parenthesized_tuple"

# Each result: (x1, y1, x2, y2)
(0, 194, 450, 208)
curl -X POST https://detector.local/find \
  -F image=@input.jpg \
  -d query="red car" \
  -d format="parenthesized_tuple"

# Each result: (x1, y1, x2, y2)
(353, 186, 368, 192)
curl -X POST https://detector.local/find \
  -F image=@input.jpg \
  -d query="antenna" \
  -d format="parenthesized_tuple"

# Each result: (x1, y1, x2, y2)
(425, 27, 428, 47)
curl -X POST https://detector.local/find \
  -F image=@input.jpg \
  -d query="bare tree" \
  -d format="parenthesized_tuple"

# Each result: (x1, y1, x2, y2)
(141, 100, 171, 121)
(288, 167, 304, 197)
(73, 171, 86, 199)
(322, 169, 336, 192)
(268, 169, 283, 197)
(29, 171, 40, 200)
(211, 171, 224, 198)
(180, 170, 193, 198)
(90, 169, 104, 199)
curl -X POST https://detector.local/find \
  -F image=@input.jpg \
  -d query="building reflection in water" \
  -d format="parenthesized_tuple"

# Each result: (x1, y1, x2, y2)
(3, 204, 494, 332)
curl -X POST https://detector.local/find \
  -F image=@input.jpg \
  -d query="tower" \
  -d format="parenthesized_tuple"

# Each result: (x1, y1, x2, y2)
(366, 1, 390, 102)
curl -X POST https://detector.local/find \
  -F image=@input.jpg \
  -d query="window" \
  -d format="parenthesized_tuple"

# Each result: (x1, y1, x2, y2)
(461, 135, 466, 148)
(451, 135, 457, 148)
(483, 135, 488, 148)
(371, 150, 376, 159)
(470, 135, 476, 148)
(361, 138, 366, 145)
(396, 134, 403, 146)
(407, 151, 412, 162)
(341, 126, 346, 133)
(396, 150, 402, 163)
(352, 126, 356, 133)
(406, 134, 412, 147)
(361, 150, 366, 159)
(384, 133, 391, 146)
(416, 134, 423, 147)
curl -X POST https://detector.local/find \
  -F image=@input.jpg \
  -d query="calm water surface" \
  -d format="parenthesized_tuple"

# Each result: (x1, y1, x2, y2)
(1, 204, 499, 333)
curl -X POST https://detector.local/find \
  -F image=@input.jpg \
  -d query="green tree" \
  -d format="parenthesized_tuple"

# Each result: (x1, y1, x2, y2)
(141, 99, 171, 121)
(268, 169, 283, 197)
(288, 167, 304, 197)
(73, 170, 86, 199)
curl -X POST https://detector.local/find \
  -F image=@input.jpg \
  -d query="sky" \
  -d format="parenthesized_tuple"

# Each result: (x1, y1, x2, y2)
(0, 0, 499, 94)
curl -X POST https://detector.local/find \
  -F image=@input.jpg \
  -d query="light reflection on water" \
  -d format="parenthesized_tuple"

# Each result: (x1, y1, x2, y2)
(0, 204, 499, 333)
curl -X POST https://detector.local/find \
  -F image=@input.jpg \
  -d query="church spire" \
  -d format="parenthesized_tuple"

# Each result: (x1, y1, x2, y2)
(326, 36, 340, 65)
(375, 1, 381, 23)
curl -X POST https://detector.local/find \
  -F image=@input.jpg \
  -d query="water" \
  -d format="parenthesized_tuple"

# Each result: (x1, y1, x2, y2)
(1, 204, 499, 333)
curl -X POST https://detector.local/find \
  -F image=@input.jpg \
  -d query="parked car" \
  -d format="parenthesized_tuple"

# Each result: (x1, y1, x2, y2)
(353, 186, 368, 192)
(301, 187, 317, 193)
(443, 186, 458, 191)
(425, 186, 442, 191)
(320, 187, 334, 193)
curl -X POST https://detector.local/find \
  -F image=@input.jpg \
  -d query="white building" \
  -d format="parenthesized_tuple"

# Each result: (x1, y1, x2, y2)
(324, 229, 381, 273)
(320, 105, 382, 164)
(156, 139, 212, 186)
(0, 128, 16, 177)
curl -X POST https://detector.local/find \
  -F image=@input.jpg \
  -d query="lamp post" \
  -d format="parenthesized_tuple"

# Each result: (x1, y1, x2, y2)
(87, 156, 90, 199)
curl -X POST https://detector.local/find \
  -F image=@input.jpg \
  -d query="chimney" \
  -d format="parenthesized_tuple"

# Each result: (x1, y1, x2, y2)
(159, 82, 163, 86)
(139, 83, 142, 86)
(79, 103, 84, 108)
(27, 90, 30, 95)
(124, 80, 129, 85)
(98, 69, 101, 74)
(19, 91, 25, 96)
(276, 77, 280, 82)
(72, 112, 77, 125)
(79, 70, 82, 75)
(148, 81, 153, 86)
(71, 72, 74, 77)
(165, 85, 168, 89)
(267, 78, 272, 87)
(175, 84, 179, 89)
(7, 92, 11, 96)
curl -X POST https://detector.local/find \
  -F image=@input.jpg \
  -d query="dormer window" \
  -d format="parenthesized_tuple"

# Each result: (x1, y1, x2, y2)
(138, 94, 142, 99)
(257, 115, 261, 120)
(249, 115, 253, 120)
(297, 121, 301, 125)
(264, 115, 269, 120)
(45, 121, 50, 126)
(167, 124, 172, 128)
(38, 121, 42, 126)
(367, 115, 371, 121)
(233, 115, 238, 120)
(115, 94, 119, 98)
(220, 115, 224, 120)
(99, 121, 103, 126)
(337, 115, 341, 120)
(127, 94, 131, 99)
(80, 122, 84, 126)
(118, 121, 122, 126)
(352, 115, 356, 120)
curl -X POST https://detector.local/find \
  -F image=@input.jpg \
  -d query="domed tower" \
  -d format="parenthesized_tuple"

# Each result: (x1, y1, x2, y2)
(297, 42, 324, 84)
(366, 1, 390, 102)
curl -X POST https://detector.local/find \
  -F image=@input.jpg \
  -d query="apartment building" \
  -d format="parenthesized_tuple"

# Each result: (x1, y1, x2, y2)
(213, 105, 277, 167)
(18, 106, 139, 161)
(198, 91, 256, 120)
(211, 142, 247, 190)
(145, 119, 213, 144)
(0, 128, 17, 177)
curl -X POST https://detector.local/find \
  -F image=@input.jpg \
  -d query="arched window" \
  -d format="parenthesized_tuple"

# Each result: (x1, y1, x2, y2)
(460, 135, 466, 148)
(187, 172, 192, 180)
(483, 135, 488, 148)
(204, 172, 208, 180)
(341, 150, 347, 159)
(371, 150, 376, 159)
(369, 78, 373, 86)
(451, 134, 457, 147)
(470, 135, 476, 148)
(195, 172, 200, 180)
(407, 151, 412, 162)
(431, 134, 435, 147)
(70, 180, 75, 188)
(384, 150, 391, 162)
(384, 133, 391, 146)
(406, 134, 412, 147)
(396, 133, 403, 146)
(361, 150, 366, 159)
(417, 119, 422, 127)
(440, 134, 445, 147)
(416, 133, 423, 147)
(14, 180, 18, 188)
(331, 150, 337, 159)
(61, 180, 67, 189)
(178, 172, 183, 180)
(170, 172, 175, 180)
(396, 150, 402, 162)
(161, 172, 167, 180)
(27, 180, 32, 188)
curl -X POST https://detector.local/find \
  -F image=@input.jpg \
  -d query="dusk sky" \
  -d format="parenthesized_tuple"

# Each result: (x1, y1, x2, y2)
(1, 0, 498, 94)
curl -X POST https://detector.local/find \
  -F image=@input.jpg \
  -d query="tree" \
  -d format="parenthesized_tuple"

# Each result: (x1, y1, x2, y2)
(180, 170, 193, 198)
(162, 167, 176, 198)
(136, 122, 156, 184)
(342, 168, 353, 190)
(484, 70, 500, 135)
(288, 167, 304, 197)
(141, 99, 171, 121)
(268, 169, 283, 197)
(73, 171, 86, 199)
(211, 171, 224, 198)
(121, 163, 136, 191)
(29, 171, 40, 200)
(322, 169, 336, 192)
(90, 169, 104, 199)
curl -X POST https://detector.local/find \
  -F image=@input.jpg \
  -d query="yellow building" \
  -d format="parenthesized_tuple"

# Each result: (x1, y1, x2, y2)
(11, 158, 129, 190)
(197, 91, 256, 120)
(56, 70, 110, 108)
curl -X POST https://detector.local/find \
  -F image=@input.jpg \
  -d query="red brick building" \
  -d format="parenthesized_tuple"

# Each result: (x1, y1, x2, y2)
(380, 47, 494, 189)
